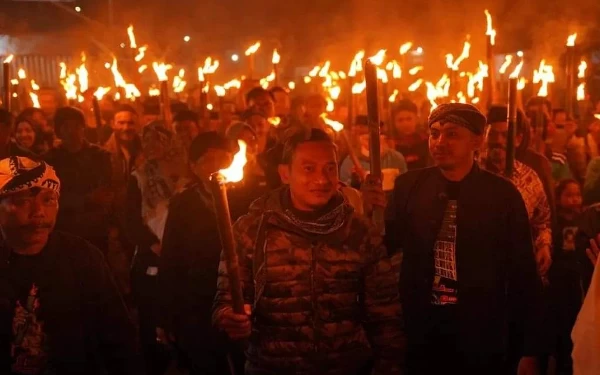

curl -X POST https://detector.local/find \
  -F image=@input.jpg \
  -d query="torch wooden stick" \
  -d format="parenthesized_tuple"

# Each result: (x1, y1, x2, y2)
(364, 60, 385, 234)
(506, 77, 517, 176)
(3, 58, 11, 112)
(210, 172, 245, 315)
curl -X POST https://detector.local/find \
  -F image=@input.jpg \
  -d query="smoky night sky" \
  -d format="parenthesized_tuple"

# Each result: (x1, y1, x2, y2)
(1, 0, 599, 70)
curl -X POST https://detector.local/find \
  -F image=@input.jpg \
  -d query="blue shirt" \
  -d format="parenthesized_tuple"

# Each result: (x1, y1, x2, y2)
(339, 148, 408, 187)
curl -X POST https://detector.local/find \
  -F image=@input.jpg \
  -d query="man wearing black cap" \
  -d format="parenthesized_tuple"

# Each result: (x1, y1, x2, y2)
(157, 132, 237, 374)
(365, 103, 543, 374)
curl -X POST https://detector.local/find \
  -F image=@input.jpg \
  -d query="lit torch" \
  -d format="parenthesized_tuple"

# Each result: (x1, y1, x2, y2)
(321, 114, 366, 180)
(347, 50, 365, 127)
(92, 87, 111, 140)
(506, 57, 523, 176)
(209, 140, 248, 315)
(565, 33, 577, 118)
(3, 54, 13, 111)
(272, 49, 281, 85)
(484, 10, 497, 107)
(153, 62, 173, 127)
(127, 25, 137, 49)
(245, 42, 261, 79)
(533, 60, 555, 98)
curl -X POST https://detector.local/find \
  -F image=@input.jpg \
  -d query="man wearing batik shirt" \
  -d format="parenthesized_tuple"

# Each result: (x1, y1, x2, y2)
(483, 120, 553, 277)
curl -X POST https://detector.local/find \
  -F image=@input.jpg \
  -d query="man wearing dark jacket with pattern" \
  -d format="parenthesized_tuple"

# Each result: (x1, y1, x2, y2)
(213, 127, 404, 375)
(364, 103, 544, 374)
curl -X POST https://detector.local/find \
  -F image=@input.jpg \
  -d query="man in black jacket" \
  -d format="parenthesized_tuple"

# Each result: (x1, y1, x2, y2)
(364, 103, 544, 374)
(0, 156, 142, 375)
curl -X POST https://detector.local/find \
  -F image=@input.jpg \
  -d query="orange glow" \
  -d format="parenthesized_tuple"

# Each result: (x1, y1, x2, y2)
(509, 59, 524, 79)
(399, 42, 413, 55)
(76, 59, 88, 94)
(138, 65, 148, 73)
(533, 60, 555, 97)
(452, 39, 471, 70)
(134, 46, 148, 62)
(408, 66, 423, 75)
(389, 89, 399, 103)
(268, 117, 281, 127)
(10, 79, 18, 85)
(392, 61, 401, 79)
(3, 54, 14, 64)
(214, 85, 226, 97)
(425, 81, 439, 110)
(148, 85, 160, 97)
(29, 92, 40, 108)
(321, 114, 344, 132)
(517, 77, 527, 91)
(59, 62, 67, 80)
(369, 50, 386, 66)
(127, 25, 137, 48)
(17, 69, 26, 80)
(377, 68, 389, 83)
(445, 54, 454, 69)
(325, 97, 335, 112)
(152, 62, 172, 82)
(348, 50, 365, 77)
(499, 55, 513, 74)
(30, 79, 40, 91)
(202, 57, 220, 74)
(484, 10, 496, 45)
(93, 87, 111, 100)
(457, 91, 467, 103)
(328, 85, 341, 100)
(318, 61, 331, 77)
(198, 68, 205, 82)
(577, 83, 586, 101)
(63, 74, 78, 100)
(308, 65, 321, 77)
(408, 78, 423, 92)
(245, 42, 261, 56)
(218, 140, 248, 183)
(566, 33, 577, 47)
(272, 49, 281, 64)
(223, 79, 241, 90)
(578, 61, 587, 79)
(352, 79, 366, 94)
(288, 81, 296, 90)
(172, 69, 187, 93)
(303, 76, 312, 84)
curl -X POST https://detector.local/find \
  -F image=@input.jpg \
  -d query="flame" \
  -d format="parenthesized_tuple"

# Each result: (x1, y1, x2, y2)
(148, 86, 160, 97)
(111, 58, 127, 87)
(320, 114, 344, 132)
(465, 61, 488, 98)
(318, 61, 331, 77)
(408, 66, 423, 75)
(338, 71, 347, 79)
(425, 81, 439, 110)
(135, 45, 148, 62)
(566, 33, 577, 47)
(207, 103, 214, 110)
(202, 82, 210, 94)
(223, 79, 241, 90)
(29, 92, 40, 108)
(76, 60, 88, 94)
(217, 140, 248, 183)
(198, 68, 205, 82)
(303, 76, 311, 84)
(392, 61, 401, 79)
(445, 54, 454, 69)
(3, 54, 14, 64)
(533, 59, 555, 97)
(484, 10, 496, 45)
(369, 50, 386, 66)
(308, 65, 321, 77)
(10, 79, 18, 85)
(517, 77, 527, 91)
(389, 89, 399, 103)
(124, 83, 141, 99)
(457, 92, 467, 103)
(127, 25, 137, 48)
(408, 78, 423, 92)
(30, 79, 39, 91)
(211, 85, 224, 97)
(202, 57, 220, 74)
(138, 64, 148, 73)
(577, 83, 586, 101)
(352, 79, 366, 94)
(399, 42, 413, 55)
(509, 59, 524, 79)
(471, 97, 480, 104)
(452, 39, 471, 71)
(328, 85, 341, 100)
(268, 117, 281, 127)
(272, 49, 281, 64)
(172, 69, 187, 93)
(63, 74, 78, 100)
(499, 55, 513, 74)
(326, 97, 335, 112)
(377, 68, 389, 83)
(330, 72, 339, 80)
(288, 81, 296, 90)
(59, 62, 67, 79)
(578, 60, 587, 79)
(17, 68, 26, 80)
(348, 50, 365, 77)
(152, 62, 172, 82)
(93, 87, 111, 100)
(245, 42, 261, 56)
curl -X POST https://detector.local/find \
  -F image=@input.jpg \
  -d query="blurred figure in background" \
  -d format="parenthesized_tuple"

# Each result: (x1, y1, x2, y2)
(245, 87, 275, 118)
(0, 110, 36, 160)
(391, 99, 430, 170)
(172, 110, 201, 153)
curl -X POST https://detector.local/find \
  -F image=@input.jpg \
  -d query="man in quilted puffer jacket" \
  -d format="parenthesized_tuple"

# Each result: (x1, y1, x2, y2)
(213, 127, 405, 375)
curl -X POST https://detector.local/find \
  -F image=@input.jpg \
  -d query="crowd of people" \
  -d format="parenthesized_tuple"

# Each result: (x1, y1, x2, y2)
(1, 83, 600, 375)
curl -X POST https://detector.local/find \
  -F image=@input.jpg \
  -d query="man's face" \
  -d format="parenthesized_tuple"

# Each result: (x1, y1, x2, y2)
(190, 148, 232, 181)
(58, 120, 85, 150)
(279, 141, 338, 211)
(394, 110, 418, 136)
(429, 122, 480, 171)
(560, 182, 582, 214)
(251, 93, 275, 118)
(485, 122, 509, 171)
(113, 111, 139, 143)
(554, 111, 567, 126)
(273, 91, 291, 116)
(0, 188, 58, 248)
(174, 120, 200, 150)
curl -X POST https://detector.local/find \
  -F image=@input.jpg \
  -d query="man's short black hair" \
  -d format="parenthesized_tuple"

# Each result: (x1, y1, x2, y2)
(269, 86, 288, 96)
(280, 127, 337, 165)
(245, 87, 274, 105)
(173, 109, 199, 125)
(114, 104, 138, 117)
(392, 99, 418, 116)
(486, 105, 527, 136)
(0, 109, 13, 128)
(188, 131, 233, 163)
(54, 107, 85, 134)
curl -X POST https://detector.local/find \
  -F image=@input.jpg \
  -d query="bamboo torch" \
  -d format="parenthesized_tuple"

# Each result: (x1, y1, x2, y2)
(3, 55, 13, 111)
(364, 59, 384, 233)
(153, 62, 173, 129)
(93, 87, 111, 144)
(577, 60, 588, 124)
(565, 33, 577, 119)
(245, 42, 261, 80)
(484, 10, 497, 108)
(210, 140, 248, 315)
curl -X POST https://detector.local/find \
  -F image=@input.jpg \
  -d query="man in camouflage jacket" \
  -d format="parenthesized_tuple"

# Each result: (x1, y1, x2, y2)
(213, 128, 404, 375)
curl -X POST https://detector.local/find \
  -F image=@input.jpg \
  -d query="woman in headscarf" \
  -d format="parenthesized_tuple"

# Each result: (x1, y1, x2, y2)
(125, 121, 190, 375)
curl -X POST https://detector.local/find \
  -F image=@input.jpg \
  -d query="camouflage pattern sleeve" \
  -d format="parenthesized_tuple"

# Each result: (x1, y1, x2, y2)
(362, 233, 405, 375)
(531, 171, 552, 253)
(212, 213, 259, 324)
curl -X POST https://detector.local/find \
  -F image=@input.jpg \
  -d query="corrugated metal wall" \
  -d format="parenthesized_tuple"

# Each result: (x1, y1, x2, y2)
(1, 55, 74, 89)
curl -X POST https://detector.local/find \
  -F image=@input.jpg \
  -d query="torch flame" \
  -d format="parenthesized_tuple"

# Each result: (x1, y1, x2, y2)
(389, 89, 399, 103)
(93, 87, 111, 100)
(59, 62, 67, 79)
(425, 81, 439, 110)
(17, 69, 26, 80)
(218, 140, 248, 183)
(148, 86, 160, 97)
(509, 59, 524, 79)
(127, 25, 137, 49)
(399, 42, 413, 55)
(320, 114, 344, 132)
(138, 65, 148, 73)
(484, 10, 496, 45)
(268, 117, 281, 127)
(272, 49, 281, 64)
(223, 79, 241, 90)
(214, 85, 226, 97)
(198, 68, 205, 82)
(325, 97, 335, 112)
(348, 50, 365, 77)
(152, 62, 172, 82)
(517, 78, 527, 91)
(3, 55, 14, 64)
(377, 68, 389, 83)
(328, 85, 341, 100)
(288, 81, 296, 90)
(408, 78, 423, 92)
(172, 69, 187, 93)
(566, 33, 577, 47)
(578, 60, 587, 79)
(245, 42, 261, 56)
(445, 54, 454, 69)
(30, 79, 40, 91)
(352, 79, 366, 94)
(392, 61, 401, 79)
(10, 79, 18, 85)
(499, 55, 513, 74)
(533, 60, 555, 97)
(408, 66, 424, 75)
(577, 83, 586, 101)
(202, 57, 220, 74)
(369, 50, 386, 66)
(76, 61, 88, 94)
(308, 65, 321, 77)
(29, 92, 40, 108)
(318, 61, 331, 77)
(452, 39, 471, 71)
(135, 46, 148, 62)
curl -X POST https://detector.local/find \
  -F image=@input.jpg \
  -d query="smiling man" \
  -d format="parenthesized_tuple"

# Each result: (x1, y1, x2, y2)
(0, 157, 142, 375)
(363, 103, 545, 374)
(213, 127, 404, 375)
